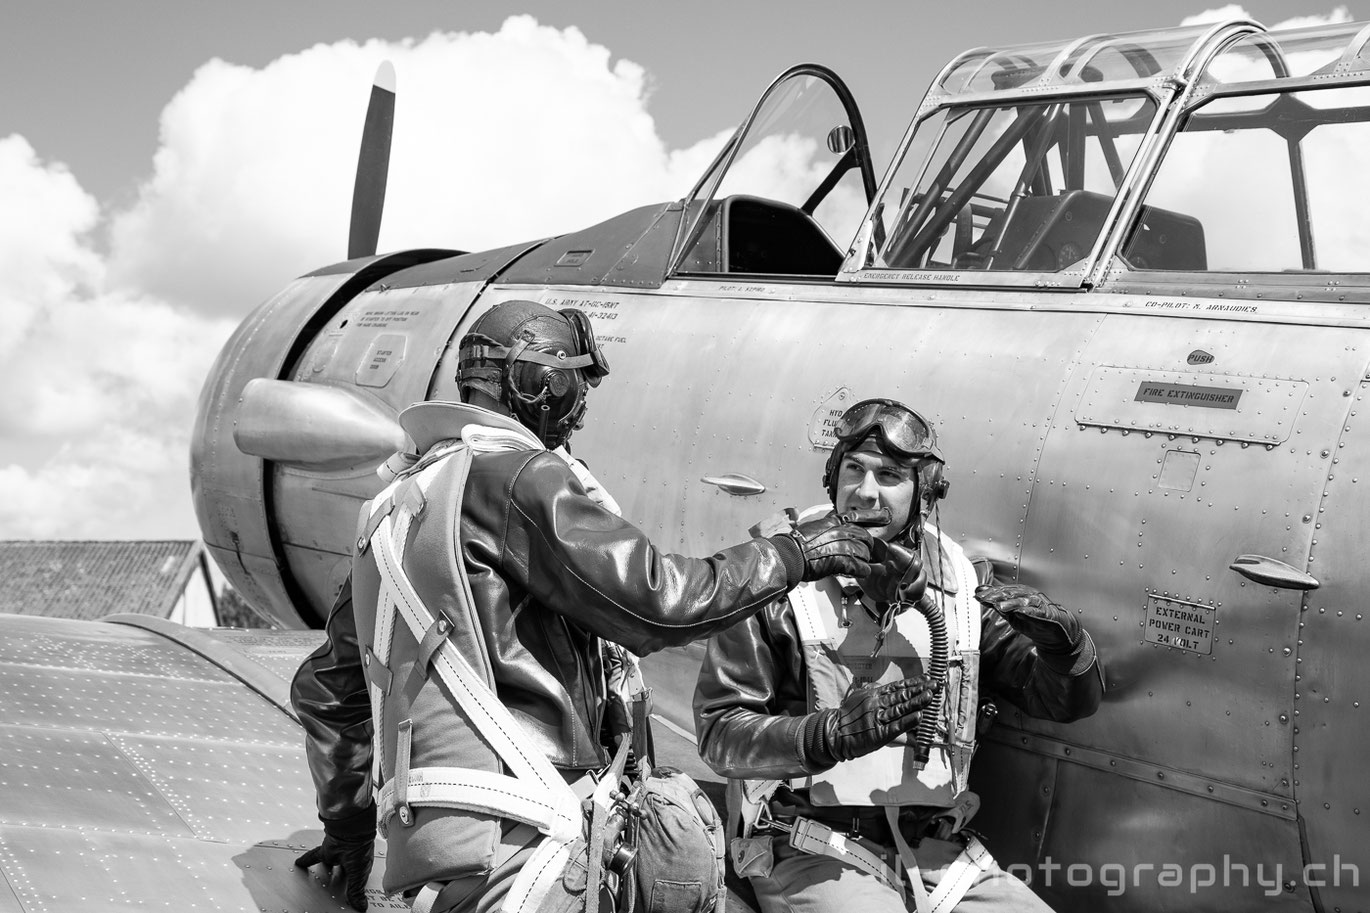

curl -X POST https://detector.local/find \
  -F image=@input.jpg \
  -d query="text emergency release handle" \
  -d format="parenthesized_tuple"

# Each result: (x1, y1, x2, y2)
(1229, 555, 1319, 591)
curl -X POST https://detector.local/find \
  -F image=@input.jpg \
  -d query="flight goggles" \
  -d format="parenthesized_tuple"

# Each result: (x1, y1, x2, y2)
(458, 308, 609, 386)
(834, 398, 943, 464)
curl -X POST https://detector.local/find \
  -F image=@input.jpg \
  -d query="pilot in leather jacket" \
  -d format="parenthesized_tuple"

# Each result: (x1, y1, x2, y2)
(293, 444, 809, 821)
(693, 397, 1105, 913)
(693, 568, 1104, 782)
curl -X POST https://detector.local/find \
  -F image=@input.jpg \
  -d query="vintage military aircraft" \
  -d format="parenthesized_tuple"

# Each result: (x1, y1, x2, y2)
(13, 14, 1369, 913)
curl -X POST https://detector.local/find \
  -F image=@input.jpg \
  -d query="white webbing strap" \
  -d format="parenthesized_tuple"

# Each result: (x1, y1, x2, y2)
(882, 803, 994, 913)
(945, 534, 979, 656)
(394, 719, 415, 826)
(376, 768, 581, 833)
(371, 511, 580, 837)
(939, 532, 980, 780)
(785, 810, 993, 912)
(364, 444, 581, 913)
(788, 816, 903, 897)
(885, 806, 928, 913)
(500, 835, 574, 913)
(789, 584, 832, 646)
(365, 476, 405, 795)
(927, 835, 993, 913)
(364, 456, 434, 801)
(411, 882, 443, 913)
(918, 528, 976, 651)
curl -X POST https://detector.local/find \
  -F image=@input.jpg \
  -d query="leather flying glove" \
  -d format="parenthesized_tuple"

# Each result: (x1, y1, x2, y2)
(861, 538, 928, 606)
(295, 803, 376, 911)
(775, 516, 874, 582)
(976, 583, 1086, 674)
(749, 506, 801, 539)
(804, 676, 939, 767)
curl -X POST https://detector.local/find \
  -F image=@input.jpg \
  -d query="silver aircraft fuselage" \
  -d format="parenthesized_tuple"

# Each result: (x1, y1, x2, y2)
(186, 18, 1370, 912)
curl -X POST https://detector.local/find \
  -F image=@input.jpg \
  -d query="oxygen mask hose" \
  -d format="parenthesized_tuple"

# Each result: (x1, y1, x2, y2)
(840, 506, 949, 769)
(910, 592, 948, 769)
(899, 550, 948, 771)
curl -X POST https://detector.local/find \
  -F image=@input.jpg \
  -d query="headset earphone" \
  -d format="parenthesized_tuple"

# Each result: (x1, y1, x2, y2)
(456, 306, 610, 449)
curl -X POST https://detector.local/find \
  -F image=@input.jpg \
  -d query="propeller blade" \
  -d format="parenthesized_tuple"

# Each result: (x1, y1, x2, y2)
(348, 61, 396, 260)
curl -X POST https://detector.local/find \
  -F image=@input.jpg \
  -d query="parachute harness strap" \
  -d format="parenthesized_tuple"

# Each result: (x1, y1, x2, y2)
(780, 523, 989, 911)
(364, 442, 579, 913)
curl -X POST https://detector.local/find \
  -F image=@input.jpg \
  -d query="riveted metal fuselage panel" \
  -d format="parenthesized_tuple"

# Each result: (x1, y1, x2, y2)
(1018, 316, 1367, 774)
(493, 280, 1105, 565)
(1283, 372, 1370, 913)
(0, 614, 385, 913)
(1007, 313, 1367, 908)
(564, 281, 1369, 912)
(1036, 763, 1309, 911)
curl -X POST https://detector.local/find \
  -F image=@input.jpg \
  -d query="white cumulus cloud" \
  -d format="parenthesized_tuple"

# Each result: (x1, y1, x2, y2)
(3, 16, 748, 541)
(106, 16, 728, 319)
(0, 137, 102, 353)
(1182, 4, 1352, 28)
(0, 136, 235, 539)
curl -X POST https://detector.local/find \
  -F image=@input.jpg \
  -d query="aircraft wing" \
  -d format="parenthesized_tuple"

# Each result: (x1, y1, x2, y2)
(0, 613, 754, 913)
(0, 612, 402, 913)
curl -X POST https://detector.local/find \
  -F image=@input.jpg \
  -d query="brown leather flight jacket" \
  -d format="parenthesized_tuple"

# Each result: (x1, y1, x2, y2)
(291, 449, 802, 823)
(693, 587, 1105, 782)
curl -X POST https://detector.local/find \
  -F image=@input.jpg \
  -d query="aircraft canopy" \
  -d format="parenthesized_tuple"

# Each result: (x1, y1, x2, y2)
(929, 19, 1370, 104)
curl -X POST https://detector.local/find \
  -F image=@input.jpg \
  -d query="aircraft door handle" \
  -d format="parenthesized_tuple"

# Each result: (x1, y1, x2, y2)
(700, 473, 767, 496)
(1228, 555, 1319, 590)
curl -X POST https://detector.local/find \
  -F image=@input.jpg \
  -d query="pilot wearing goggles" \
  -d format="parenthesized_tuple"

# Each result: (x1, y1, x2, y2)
(693, 397, 1105, 913)
(290, 301, 881, 913)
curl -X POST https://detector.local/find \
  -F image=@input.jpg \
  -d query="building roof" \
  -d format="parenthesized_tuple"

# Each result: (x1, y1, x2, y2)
(0, 540, 207, 621)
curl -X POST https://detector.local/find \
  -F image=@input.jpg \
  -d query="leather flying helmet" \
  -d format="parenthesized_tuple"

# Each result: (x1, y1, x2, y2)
(823, 398, 949, 536)
(456, 300, 609, 449)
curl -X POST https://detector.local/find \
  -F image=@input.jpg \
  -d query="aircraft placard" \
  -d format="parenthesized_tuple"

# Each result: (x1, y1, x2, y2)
(355, 333, 407, 387)
(807, 387, 858, 450)
(1134, 382, 1242, 409)
(1143, 595, 1216, 655)
(1076, 366, 1306, 443)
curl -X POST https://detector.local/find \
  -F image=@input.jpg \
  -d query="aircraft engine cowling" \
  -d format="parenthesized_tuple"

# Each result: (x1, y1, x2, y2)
(191, 249, 469, 628)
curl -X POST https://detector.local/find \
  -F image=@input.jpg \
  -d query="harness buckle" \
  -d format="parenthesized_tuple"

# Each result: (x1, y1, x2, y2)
(752, 806, 792, 835)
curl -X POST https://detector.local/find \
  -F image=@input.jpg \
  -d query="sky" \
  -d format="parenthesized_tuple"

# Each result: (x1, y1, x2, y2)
(0, 0, 1357, 541)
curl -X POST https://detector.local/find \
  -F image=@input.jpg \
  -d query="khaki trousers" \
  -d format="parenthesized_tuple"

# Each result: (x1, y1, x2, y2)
(748, 834, 1055, 913)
